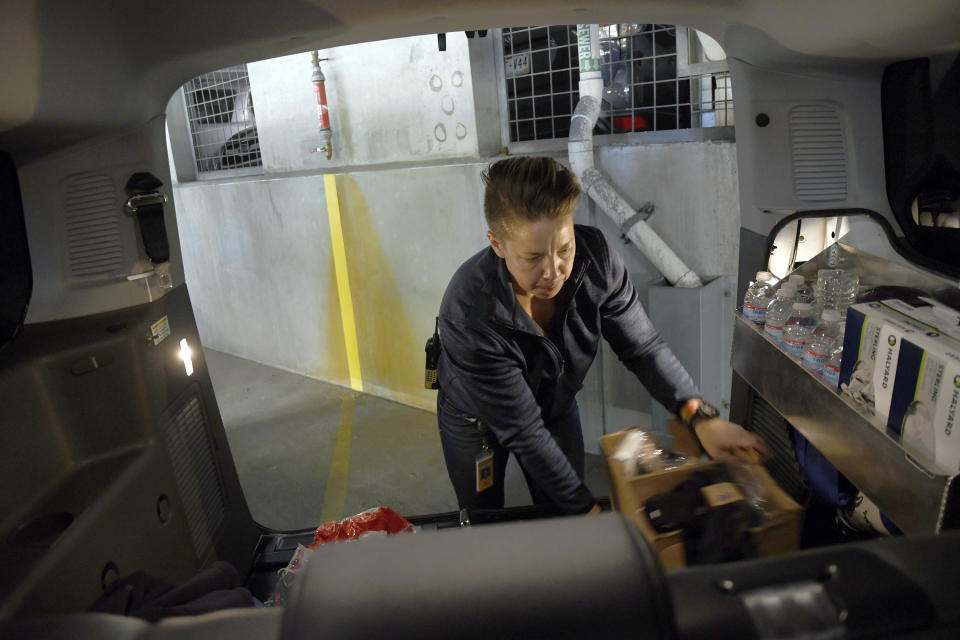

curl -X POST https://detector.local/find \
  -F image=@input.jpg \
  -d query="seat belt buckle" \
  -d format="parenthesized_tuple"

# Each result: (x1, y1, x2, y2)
(124, 192, 167, 215)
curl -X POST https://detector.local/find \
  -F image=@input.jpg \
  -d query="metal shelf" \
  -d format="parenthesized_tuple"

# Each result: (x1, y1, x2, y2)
(732, 243, 960, 535)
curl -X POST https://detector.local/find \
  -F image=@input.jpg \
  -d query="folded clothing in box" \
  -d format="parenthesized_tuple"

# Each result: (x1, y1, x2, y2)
(645, 464, 766, 565)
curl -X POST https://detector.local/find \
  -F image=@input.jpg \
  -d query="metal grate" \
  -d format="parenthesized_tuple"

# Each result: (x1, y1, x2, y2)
(62, 173, 125, 280)
(183, 65, 262, 174)
(501, 24, 734, 142)
(746, 391, 809, 504)
(789, 104, 848, 202)
(160, 394, 226, 560)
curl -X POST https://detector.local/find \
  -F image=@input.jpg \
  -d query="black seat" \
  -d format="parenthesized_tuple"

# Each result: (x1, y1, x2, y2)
(280, 512, 673, 639)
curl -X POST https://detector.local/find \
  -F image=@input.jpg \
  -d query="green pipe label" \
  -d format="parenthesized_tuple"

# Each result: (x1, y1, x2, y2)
(577, 25, 600, 73)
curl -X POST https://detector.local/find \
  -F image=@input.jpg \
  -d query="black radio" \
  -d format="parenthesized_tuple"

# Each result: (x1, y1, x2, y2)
(424, 317, 441, 390)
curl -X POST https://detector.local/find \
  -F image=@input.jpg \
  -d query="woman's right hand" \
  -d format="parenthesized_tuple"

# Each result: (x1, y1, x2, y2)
(694, 417, 770, 460)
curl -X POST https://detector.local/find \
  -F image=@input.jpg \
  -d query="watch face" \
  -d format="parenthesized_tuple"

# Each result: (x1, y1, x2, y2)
(700, 402, 719, 419)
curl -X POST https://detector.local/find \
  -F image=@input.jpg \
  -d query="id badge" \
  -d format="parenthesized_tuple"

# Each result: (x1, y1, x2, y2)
(475, 450, 494, 493)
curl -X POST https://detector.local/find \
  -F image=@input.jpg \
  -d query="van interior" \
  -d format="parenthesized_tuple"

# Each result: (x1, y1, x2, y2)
(2, 1, 960, 638)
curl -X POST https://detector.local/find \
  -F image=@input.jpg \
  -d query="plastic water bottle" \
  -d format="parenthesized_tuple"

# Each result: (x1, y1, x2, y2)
(742, 271, 775, 325)
(802, 309, 843, 373)
(788, 274, 815, 304)
(763, 284, 798, 344)
(816, 268, 859, 316)
(782, 302, 817, 357)
(821, 332, 845, 391)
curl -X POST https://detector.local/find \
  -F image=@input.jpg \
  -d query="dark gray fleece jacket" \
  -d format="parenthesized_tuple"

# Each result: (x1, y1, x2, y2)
(437, 224, 699, 513)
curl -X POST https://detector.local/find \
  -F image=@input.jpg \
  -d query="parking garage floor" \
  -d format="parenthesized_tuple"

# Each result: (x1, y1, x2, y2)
(205, 348, 611, 531)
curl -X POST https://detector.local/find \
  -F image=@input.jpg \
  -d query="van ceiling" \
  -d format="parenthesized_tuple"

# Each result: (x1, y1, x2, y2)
(1, 0, 959, 163)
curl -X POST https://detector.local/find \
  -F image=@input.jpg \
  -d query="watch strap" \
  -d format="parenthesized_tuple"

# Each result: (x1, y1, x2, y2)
(679, 398, 702, 429)
(680, 398, 718, 430)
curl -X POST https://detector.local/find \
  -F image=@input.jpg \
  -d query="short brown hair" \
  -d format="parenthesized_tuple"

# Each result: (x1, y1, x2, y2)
(482, 156, 580, 239)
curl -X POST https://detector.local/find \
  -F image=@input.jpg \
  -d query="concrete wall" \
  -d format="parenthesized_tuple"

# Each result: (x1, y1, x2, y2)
(174, 165, 487, 412)
(581, 141, 740, 437)
(168, 33, 742, 452)
(248, 33, 479, 172)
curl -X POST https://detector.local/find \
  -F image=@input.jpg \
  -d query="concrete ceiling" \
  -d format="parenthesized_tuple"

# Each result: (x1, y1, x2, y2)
(1, 0, 958, 163)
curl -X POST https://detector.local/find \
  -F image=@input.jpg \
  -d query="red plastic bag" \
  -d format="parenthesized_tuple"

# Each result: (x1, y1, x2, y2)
(308, 506, 414, 549)
(271, 508, 414, 605)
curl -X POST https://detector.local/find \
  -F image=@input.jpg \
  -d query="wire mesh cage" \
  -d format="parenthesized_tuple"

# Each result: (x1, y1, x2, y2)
(501, 24, 733, 142)
(183, 65, 262, 174)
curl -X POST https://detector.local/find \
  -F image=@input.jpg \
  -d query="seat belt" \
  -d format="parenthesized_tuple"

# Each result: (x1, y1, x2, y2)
(125, 172, 169, 264)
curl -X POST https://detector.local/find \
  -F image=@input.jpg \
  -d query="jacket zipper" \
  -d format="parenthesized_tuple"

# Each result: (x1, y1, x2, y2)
(491, 259, 590, 374)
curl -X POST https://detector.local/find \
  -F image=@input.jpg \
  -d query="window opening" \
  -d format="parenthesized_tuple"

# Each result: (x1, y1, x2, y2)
(501, 24, 732, 142)
(182, 65, 262, 174)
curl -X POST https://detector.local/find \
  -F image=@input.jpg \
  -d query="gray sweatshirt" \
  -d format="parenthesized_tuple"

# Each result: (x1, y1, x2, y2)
(437, 224, 700, 513)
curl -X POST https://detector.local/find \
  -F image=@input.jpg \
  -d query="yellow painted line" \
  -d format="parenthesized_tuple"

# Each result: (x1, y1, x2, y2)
(324, 173, 363, 392)
(320, 394, 355, 523)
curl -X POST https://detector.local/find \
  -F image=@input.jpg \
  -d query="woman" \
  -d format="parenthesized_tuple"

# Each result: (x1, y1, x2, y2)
(436, 156, 764, 515)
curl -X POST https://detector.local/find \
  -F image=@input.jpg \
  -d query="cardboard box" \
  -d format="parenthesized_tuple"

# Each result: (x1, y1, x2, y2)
(839, 302, 931, 427)
(839, 301, 960, 473)
(598, 419, 703, 513)
(887, 329, 960, 474)
(883, 298, 960, 343)
(600, 422, 803, 569)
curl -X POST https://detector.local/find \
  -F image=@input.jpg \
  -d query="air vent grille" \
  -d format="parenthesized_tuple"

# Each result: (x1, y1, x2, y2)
(789, 104, 848, 202)
(62, 173, 124, 279)
(161, 394, 226, 560)
(746, 392, 808, 504)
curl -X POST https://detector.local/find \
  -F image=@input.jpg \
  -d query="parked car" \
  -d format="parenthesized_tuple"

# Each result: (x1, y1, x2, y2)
(183, 68, 261, 172)
(503, 23, 694, 140)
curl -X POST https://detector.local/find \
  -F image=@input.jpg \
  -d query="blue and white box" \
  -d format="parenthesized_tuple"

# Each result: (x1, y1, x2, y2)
(887, 326, 960, 474)
(838, 302, 929, 428)
(883, 297, 960, 343)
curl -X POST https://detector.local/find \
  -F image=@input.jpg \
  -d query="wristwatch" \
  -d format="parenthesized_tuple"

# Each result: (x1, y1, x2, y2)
(680, 398, 719, 430)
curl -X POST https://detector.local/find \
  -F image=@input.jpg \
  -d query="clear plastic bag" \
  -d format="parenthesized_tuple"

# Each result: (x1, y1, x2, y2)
(270, 544, 312, 606)
(723, 460, 772, 516)
(612, 428, 688, 475)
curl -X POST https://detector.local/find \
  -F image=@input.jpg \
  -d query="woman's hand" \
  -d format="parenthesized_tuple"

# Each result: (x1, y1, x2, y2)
(693, 417, 770, 461)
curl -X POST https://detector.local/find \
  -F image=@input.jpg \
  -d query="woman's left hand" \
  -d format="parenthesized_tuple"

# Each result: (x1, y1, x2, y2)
(693, 417, 770, 461)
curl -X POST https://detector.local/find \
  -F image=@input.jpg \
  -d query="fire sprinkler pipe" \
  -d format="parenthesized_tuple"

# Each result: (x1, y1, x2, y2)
(568, 25, 702, 289)
(311, 50, 333, 159)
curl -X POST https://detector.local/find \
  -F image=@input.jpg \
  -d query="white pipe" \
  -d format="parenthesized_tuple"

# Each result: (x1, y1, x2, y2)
(568, 95, 600, 177)
(568, 24, 702, 289)
(580, 168, 702, 287)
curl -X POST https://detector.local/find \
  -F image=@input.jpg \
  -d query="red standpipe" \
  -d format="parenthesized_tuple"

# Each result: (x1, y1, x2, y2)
(313, 74, 330, 130)
(311, 51, 332, 159)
